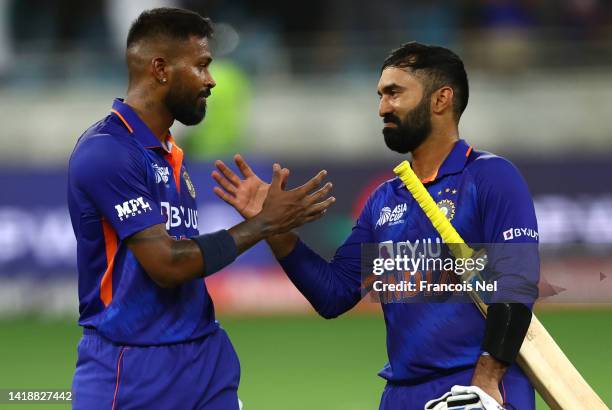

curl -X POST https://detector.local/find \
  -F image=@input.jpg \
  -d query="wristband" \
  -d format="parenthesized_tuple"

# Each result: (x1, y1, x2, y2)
(190, 230, 238, 276)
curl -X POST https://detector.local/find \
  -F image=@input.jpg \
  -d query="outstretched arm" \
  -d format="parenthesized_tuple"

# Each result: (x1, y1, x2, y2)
(128, 163, 334, 288)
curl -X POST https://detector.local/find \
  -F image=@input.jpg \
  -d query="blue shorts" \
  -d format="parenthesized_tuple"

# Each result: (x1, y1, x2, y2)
(379, 366, 535, 410)
(72, 327, 241, 410)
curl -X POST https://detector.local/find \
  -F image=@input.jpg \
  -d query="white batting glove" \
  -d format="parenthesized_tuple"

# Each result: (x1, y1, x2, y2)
(424, 385, 505, 410)
(450, 385, 505, 410)
(424, 391, 452, 410)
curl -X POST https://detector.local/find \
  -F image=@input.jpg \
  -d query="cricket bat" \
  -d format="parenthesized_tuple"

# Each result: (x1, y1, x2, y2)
(393, 160, 608, 410)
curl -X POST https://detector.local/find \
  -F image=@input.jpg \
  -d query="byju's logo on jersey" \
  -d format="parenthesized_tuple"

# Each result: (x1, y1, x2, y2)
(161, 202, 198, 230)
(502, 227, 539, 241)
(152, 163, 170, 184)
(376, 203, 407, 228)
(114, 197, 152, 221)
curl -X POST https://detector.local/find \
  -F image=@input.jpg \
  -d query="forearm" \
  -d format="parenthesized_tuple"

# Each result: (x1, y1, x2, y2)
(277, 239, 362, 318)
(471, 354, 507, 404)
(129, 217, 272, 288)
(228, 216, 271, 254)
(472, 354, 507, 385)
(471, 302, 532, 404)
(162, 238, 205, 286)
(266, 231, 299, 259)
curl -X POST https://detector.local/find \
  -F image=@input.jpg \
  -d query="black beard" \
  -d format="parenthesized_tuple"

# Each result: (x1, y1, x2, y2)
(165, 84, 208, 126)
(382, 98, 432, 154)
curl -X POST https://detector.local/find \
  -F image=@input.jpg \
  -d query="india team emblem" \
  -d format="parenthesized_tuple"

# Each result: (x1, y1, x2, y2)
(437, 199, 456, 221)
(183, 170, 196, 198)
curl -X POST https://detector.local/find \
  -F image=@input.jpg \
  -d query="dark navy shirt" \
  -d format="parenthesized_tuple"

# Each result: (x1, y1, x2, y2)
(280, 139, 539, 383)
(68, 99, 218, 345)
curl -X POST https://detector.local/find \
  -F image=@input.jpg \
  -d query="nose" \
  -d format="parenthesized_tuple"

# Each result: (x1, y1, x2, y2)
(379, 96, 393, 118)
(205, 71, 216, 89)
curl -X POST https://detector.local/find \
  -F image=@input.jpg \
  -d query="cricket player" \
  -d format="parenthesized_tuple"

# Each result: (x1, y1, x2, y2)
(212, 43, 539, 409)
(67, 8, 334, 409)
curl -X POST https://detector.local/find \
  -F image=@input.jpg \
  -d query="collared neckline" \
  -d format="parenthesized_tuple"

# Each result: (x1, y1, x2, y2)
(111, 98, 185, 193)
(414, 139, 473, 184)
(111, 98, 171, 152)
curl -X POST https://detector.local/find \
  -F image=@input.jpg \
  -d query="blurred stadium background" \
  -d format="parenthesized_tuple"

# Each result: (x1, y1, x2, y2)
(0, 0, 611, 408)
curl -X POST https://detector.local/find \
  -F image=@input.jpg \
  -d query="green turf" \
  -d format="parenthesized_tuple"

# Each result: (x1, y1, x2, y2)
(0, 310, 609, 409)
(533, 309, 612, 408)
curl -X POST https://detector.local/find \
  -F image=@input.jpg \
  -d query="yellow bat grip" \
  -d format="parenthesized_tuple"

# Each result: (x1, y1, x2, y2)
(393, 161, 473, 259)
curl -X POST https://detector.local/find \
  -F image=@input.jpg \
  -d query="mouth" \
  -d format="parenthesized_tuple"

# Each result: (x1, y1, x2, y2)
(383, 123, 398, 128)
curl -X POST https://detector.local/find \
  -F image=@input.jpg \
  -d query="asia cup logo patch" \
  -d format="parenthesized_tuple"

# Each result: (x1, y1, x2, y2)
(152, 163, 170, 184)
(376, 203, 407, 228)
(183, 169, 197, 199)
(376, 207, 392, 228)
(436, 199, 456, 221)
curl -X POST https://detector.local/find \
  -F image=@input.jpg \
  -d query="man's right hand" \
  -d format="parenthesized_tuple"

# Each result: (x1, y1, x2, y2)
(254, 163, 334, 235)
(213, 155, 335, 233)
(213, 155, 334, 258)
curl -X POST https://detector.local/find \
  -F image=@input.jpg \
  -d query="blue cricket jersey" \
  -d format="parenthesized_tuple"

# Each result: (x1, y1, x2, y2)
(68, 99, 218, 345)
(279, 139, 539, 383)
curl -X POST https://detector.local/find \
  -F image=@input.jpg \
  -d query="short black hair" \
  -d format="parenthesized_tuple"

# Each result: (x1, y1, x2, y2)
(127, 7, 213, 48)
(382, 42, 469, 119)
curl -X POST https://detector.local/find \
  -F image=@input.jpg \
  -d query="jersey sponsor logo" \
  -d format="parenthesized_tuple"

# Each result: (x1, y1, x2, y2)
(160, 202, 198, 230)
(114, 197, 153, 221)
(502, 227, 539, 241)
(380, 237, 443, 258)
(376, 203, 407, 228)
(152, 163, 170, 184)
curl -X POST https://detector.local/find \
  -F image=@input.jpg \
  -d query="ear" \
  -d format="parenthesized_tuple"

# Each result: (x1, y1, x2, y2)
(151, 57, 168, 84)
(431, 86, 454, 115)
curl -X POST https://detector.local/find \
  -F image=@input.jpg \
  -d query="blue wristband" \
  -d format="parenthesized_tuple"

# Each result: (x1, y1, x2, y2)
(190, 230, 238, 276)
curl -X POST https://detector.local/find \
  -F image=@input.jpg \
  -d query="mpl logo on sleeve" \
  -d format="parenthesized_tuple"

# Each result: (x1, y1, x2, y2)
(502, 227, 539, 241)
(114, 197, 152, 221)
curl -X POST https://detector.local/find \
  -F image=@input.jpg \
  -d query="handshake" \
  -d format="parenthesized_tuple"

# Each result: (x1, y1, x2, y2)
(211, 154, 335, 236)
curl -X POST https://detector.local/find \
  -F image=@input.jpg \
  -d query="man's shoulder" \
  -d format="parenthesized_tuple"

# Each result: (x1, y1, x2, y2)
(464, 148, 531, 199)
(465, 149, 524, 183)
(72, 117, 142, 162)
(362, 177, 406, 216)
(69, 116, 146, 179)
(371, 176, 402, 200)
